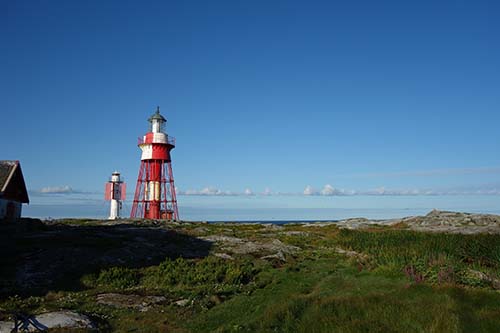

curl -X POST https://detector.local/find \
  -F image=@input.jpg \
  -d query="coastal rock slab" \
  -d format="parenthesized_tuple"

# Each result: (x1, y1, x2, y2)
(404, 210, 500, 227)
(96, 293, 166, 311)
(402, 210, 500, 234)
(230, 239, 300, 255)
(201, 235, 245, 244)
(202, 235, 301, 256)
(261, 250, 286, 262)
(174, 298, 191, 307)
(214, 252, 234, 260)
(0, 311, 95, 332)
(327, 210, 500, 234)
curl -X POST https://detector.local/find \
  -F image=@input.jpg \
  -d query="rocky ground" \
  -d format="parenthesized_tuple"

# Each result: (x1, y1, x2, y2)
(0, 311, 95, 332)
(332, 209, 500, 234)
(0, 210, 499, 331)
(2, 210, 499, 295)
(0, 221, 212, 297)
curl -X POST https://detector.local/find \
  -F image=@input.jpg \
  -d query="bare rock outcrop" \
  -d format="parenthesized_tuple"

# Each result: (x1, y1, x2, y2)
(401, 210, 500, 234)
(0, 311, 95, 332)
(201, 235, 301, 259)
(96, 293, 166, 312)
(328, 210, 500, 234)
(403, 209, 500, 227)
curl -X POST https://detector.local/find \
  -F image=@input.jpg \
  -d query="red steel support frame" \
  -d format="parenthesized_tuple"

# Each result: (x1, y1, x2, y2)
(167, 162, 179, 219)
(131, 145, 179, 221)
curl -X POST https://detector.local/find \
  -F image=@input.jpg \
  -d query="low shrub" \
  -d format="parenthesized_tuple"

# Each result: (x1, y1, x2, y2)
(142, 256, 258, 293)
(96, 267, 140, 290)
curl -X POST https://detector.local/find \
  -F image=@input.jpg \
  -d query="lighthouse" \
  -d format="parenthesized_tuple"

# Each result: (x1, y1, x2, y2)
(131, 107, 179, 220)
(104, 171, 126, 219)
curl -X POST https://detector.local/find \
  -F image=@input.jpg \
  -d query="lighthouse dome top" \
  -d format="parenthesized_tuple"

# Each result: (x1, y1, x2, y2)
(148, 107, 166, 123)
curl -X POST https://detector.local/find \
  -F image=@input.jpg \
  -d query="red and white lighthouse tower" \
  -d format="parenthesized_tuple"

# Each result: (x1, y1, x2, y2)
(131, 107, 179, 220)
(105, 171, 126, 220)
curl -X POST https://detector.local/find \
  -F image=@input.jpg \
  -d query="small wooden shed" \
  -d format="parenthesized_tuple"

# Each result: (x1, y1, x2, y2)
(0, 160, 29, 221)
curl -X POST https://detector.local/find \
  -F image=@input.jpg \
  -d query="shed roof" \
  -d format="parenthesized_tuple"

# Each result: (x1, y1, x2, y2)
(0, 160, 29, 203)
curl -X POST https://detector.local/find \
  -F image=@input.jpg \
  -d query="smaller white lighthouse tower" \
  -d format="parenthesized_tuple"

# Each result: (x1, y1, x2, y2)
(105, 171, 126, 219)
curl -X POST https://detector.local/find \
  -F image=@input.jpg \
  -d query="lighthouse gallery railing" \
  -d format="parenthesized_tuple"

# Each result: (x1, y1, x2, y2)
(137, 136, 176, 146)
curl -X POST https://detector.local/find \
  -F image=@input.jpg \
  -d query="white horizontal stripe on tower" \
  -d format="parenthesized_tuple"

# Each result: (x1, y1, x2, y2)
(140, 144, 153, 160)
(151, 133, 168, 144)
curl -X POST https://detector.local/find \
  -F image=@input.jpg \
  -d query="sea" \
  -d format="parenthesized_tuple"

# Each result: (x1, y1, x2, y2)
(23, 193, 500, 222)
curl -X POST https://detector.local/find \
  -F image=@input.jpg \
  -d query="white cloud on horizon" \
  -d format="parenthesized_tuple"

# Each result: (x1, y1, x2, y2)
(30, 186, 100, 196)
(178, 187, 273, 196)
(262, 187, 273, 196)
(179, 187, 237, 196)
(303, 185, 318, 196)
(34, 180, 498, 198)
(39, 185, 74, 194)
(320, 184, 350, 196)
(302, 183, 500, 197)
(244, 188, 254, 196)
(354, 185, 500, 196)
(175, 183, 500, 197)
(304, 184, 351, 196)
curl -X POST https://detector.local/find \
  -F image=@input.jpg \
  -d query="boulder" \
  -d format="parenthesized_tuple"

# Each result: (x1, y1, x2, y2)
(0, 311, 95, 332)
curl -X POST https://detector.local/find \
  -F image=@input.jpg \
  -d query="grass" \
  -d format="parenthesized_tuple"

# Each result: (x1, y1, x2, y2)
(1, 220, 500, 332)
(188, 259, 500, 332)
(333, 229, 500, 287)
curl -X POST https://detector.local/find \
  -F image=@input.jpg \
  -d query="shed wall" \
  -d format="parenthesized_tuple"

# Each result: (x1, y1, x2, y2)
(0, 199, 22, 221)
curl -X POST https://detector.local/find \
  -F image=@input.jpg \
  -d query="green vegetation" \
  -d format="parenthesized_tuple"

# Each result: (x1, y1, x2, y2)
(80, 256, 260, 299)
(141, 256, 257, 293)
(190, 260, 500, 332)
(335, 229, 500, 287)
(1, 220, 500, 332)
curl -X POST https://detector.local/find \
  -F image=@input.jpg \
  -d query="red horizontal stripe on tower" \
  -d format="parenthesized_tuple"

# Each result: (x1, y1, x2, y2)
(151, 144, 170, 160)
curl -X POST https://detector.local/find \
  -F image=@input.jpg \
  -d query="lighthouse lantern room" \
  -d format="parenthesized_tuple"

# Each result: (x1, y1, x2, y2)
(131, 107, 179, 220)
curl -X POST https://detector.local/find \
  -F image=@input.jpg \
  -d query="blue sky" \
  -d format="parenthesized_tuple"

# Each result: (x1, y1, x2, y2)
(2, 0, 500, 214)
